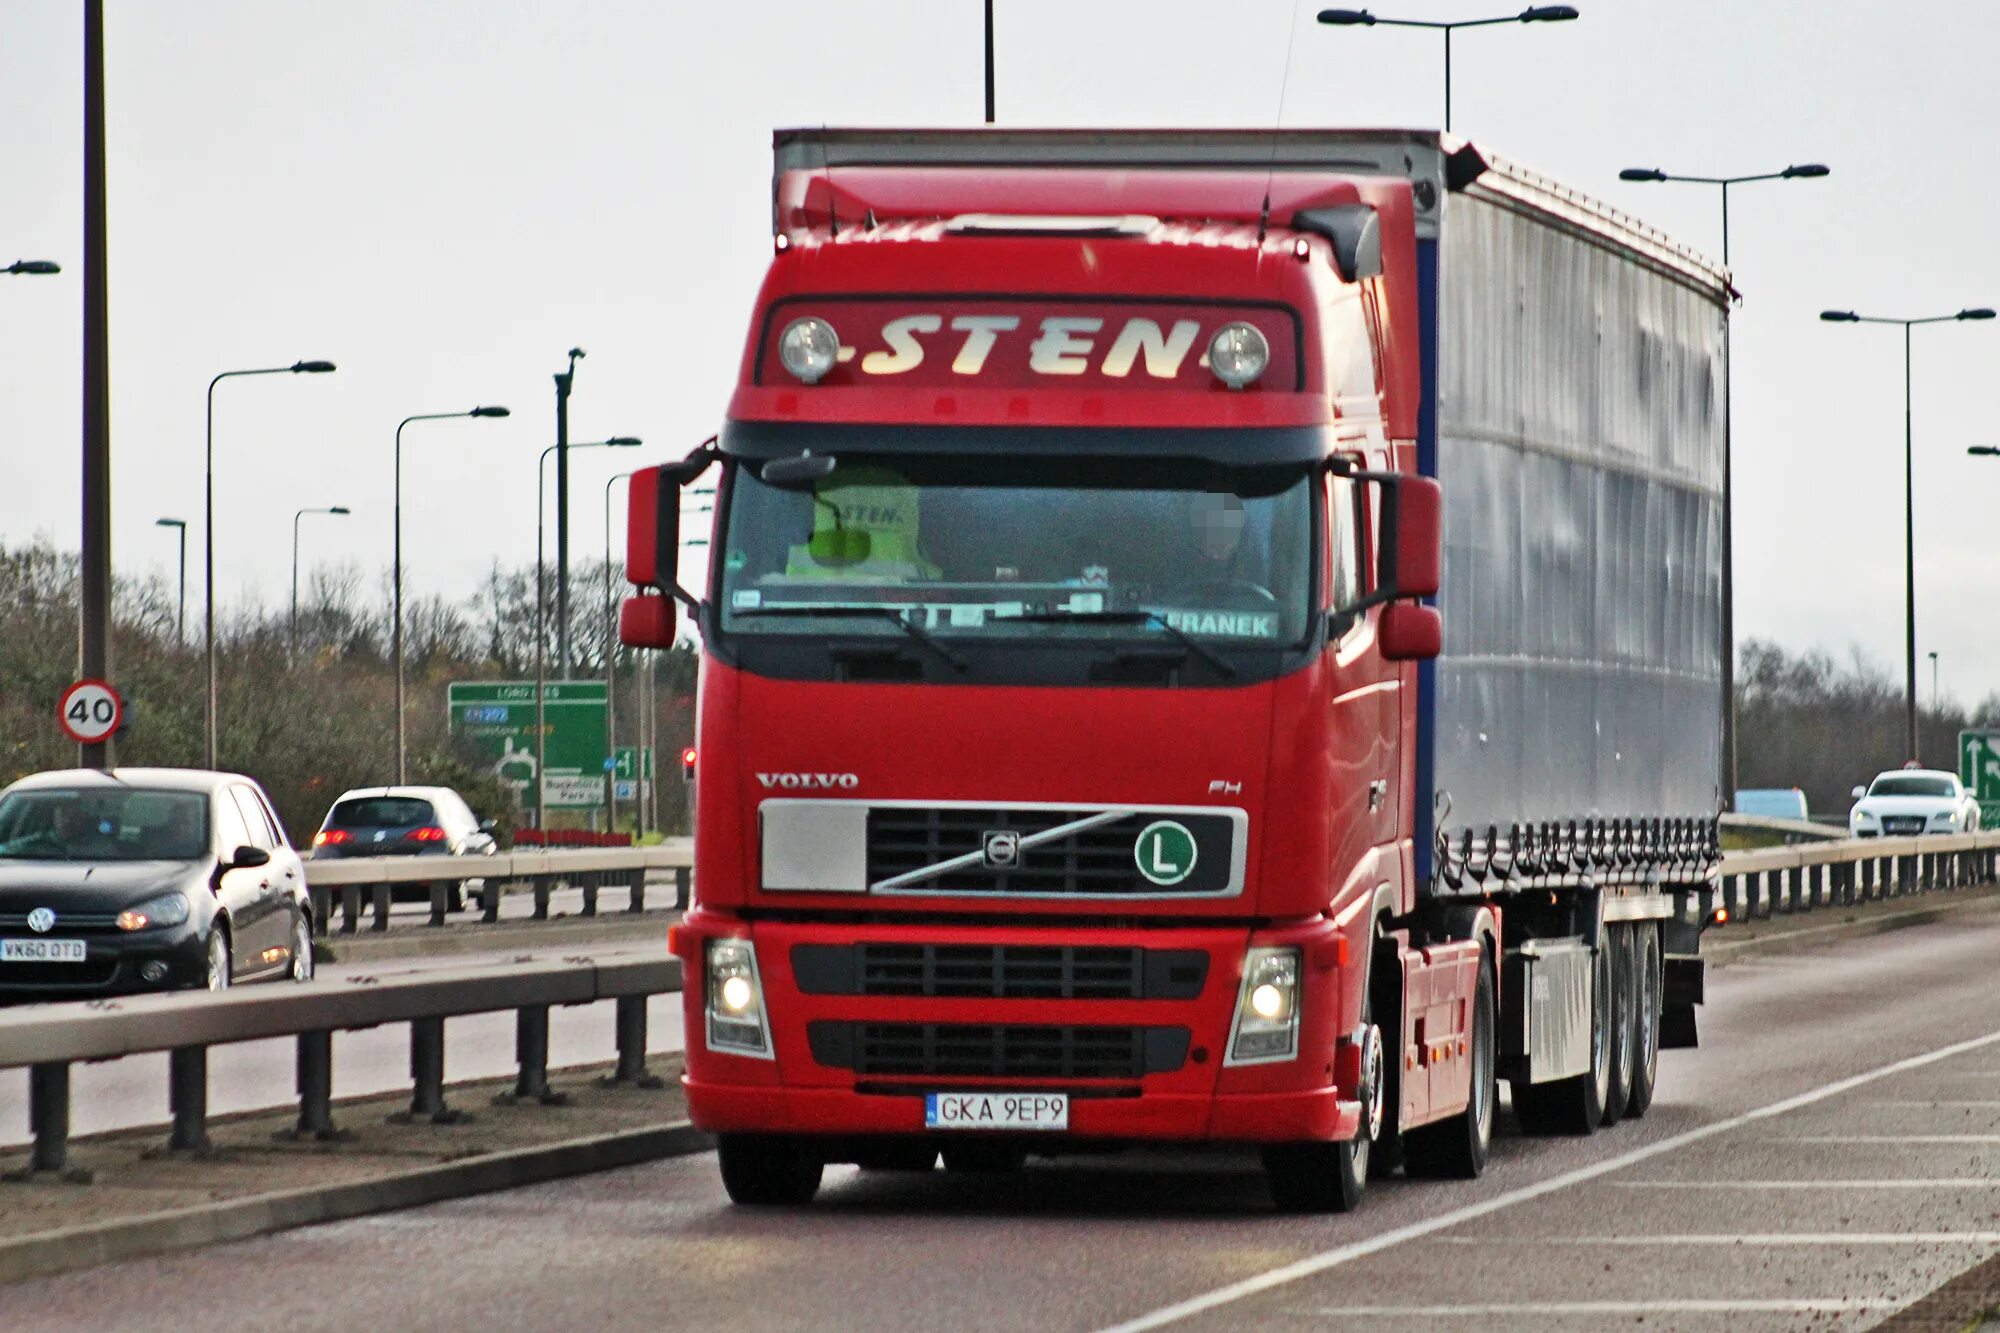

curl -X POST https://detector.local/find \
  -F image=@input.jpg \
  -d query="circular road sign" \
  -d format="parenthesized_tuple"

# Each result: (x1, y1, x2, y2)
(57, 679, 123, 745)
(1134, 819, 1198, 886)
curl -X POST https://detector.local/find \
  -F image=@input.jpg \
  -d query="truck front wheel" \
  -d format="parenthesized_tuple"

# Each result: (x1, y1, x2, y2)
(1265, 1006, 1380, 1213)
(717, 1134, 823, 1206)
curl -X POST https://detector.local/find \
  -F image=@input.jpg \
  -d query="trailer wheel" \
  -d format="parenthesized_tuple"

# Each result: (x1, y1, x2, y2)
(1626, 924, 1663, 1118)
(1265, 992, 1379, 1213)
(1601, 924, 1635, 1128)
(1511, 928, 1613, 1135)
(717, 1134, 823, 1206)
(1403, 951, 1495, 1178)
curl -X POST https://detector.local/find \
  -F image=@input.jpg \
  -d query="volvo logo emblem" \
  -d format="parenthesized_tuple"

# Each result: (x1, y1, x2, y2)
(26, 907, 56, 934)
(981, 831, 1020, 869)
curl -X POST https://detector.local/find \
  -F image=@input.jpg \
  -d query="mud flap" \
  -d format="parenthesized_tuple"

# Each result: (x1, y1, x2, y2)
(1661, 953, 1704, 1049)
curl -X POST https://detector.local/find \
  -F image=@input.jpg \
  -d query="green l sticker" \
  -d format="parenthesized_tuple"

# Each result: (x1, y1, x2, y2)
(1134, 820, 1198, 886)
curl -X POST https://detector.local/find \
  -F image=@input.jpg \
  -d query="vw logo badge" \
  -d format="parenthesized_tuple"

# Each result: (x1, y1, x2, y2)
(26, 907, 56, 934)
(981, 831, 1020, 869)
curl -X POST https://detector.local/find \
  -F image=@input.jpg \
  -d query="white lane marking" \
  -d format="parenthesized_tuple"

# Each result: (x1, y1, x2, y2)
(1437, 1232, 2000, 1246)
(1784, 1135, 2000, 1143)
(1616, 1179, 2000, 1189)
(1868, 1099, 2000, 1107)
(1098, 1022, 2000, 1333)
(1290, 1299, 1899, 1317)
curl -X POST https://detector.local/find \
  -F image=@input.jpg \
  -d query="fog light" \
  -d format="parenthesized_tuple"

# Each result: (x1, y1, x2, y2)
(140, 961, 169, 983)
(779, 316, 840, 384)
(1228, 946, 1301, 1065)
(1207, 322, 1269, 390)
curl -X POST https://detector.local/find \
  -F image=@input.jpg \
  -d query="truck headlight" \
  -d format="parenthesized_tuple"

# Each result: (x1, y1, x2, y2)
(116, 892, 190, 931)
(1227, 946, 1300, 1065)
(1207, 322, 1269, 390)
(778, 316, 840, 385)
(705, 938, 773, 1058)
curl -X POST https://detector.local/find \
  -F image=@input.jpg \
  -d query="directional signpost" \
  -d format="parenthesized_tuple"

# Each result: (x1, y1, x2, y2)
(1961, 730, 2000, 829)
(448, 681, 608, 817)
(613, 746, 653, 804)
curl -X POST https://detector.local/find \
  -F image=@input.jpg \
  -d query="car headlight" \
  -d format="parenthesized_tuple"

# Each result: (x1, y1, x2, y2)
(705, 938, 773, 1058)
(1227, 946, 1301, 1065)
(116, 892, 191, 931)
(1931, 812, 1958, 827)
(1852, 809, 1876, 824)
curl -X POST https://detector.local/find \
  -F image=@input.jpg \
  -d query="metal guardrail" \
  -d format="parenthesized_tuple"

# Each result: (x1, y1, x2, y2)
(302, 840, 693, 935)
(0, 951, 683, 1182)
(1712, 830, 2000, 925)
(1719, 812, 1846, 844)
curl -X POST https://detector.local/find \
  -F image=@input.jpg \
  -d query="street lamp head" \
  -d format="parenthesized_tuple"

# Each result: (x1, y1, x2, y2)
(155, 517, 185, 528)
(470, 405, 511, 418)
(1820, 310, 1860, 323)
(1619, 168, 1668, 183)
(292, 360, 336, 374)
(1316, 8, 1376, 24)
(7, 260, 60, 275)
(329, 506, 352, 515)
(1956, 308, 1996, 321)
(1520, 4, 1579, 20)
(1969, 446, 2000, 457)
(1782, 164, 1831, 179)
(606, 436, 643, 448)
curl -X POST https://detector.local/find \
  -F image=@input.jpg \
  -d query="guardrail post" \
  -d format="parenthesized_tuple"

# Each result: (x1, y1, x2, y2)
(532, 878, 552, 920)
(340, 883, 361, 933)
(400, 1017, 471, 1124)
(495, 1005, 568, 1107)
(482, 878, 503, 924)
(601, 996, 664, 1089)
(167, 1046, 211, 1153)
(288, 1030, 339, 1140)
(1722, 873, 1744, 923)
(627, 867, 646, 914)
(428, 882, 450, 928)
(675, 866, 691, 911)
(4, 1063, 89, 1183)
(309, 883, 332, 938)
(582, 879, 599, 917)
(371, 883, 392, 931)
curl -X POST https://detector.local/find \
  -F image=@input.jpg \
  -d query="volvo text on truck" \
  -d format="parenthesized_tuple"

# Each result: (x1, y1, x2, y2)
(621, 129, 1726, 1211)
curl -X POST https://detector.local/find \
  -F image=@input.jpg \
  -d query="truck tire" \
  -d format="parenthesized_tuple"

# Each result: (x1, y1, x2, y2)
(1626, 924, 1663, 1118)
(1265, 990, 1381, 1212)
(1403, 952, 1496, 1178)
(718, 1134, 823, 1205)
(1511, 930, 1613, 1136)
(1368, 938, 1405, 1181)
(1601, 924, 1635, 1128)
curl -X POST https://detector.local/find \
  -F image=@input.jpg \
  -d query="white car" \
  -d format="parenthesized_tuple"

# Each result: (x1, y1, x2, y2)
(1849, 769, 1982, 838)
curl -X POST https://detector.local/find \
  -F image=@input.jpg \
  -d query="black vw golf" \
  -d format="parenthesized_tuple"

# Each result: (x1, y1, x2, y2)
(0, 768, 314, 1001)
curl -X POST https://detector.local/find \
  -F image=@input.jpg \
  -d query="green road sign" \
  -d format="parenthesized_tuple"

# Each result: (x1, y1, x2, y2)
(612, 746, 653, 803)
(448, 681, 608, 812)
(1134, 820, 1198, 886)
(1961, 730, 2000, 827)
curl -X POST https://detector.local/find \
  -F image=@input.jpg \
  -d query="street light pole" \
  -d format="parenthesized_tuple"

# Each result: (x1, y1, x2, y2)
(554, 348, 584, 681)
(1616, 163, 1829, 805)
(291, 505, 351, 659)
(395, 407, 509, 785)
(205, 360, 335, 768)
(1821, 306, 1996, 764)
(1929, 651, 1939, 714)
(534, 437, 639, 829)
(154, 518, 186, 645)
(79, 0, 111, 772)
(1316, 6, 1579, 133)
(984, 0, 996, 123)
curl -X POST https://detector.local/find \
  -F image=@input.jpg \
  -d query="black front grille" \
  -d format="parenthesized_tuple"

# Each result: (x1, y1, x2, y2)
(0, 959, 120, 988)
(866, 806, 1235, 896)
(791, 942, 1207, 1000)
(809, 1021, 1190, 1079)
(0, 912, 120, 930)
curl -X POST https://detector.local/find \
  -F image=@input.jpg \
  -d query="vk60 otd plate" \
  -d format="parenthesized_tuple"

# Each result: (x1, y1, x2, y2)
(925, 1091, 1069, 1131)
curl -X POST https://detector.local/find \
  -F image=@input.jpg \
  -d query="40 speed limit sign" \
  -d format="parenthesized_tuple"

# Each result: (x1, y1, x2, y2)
(57, 678, 124, 745)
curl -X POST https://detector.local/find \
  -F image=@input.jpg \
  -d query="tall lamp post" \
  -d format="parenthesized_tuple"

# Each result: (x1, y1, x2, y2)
(534, 436, 640, 828)
(154, 518, 187, 646)
(4, 260, 60, 276)
(1316, 6, 1578, 132)
(553, 348, 584, 681)
(291, 505, 351, 657)
(1618, 163, 1829, 804)
(206, 360, 336, 767)
(604, 470, 635, 831)
(394, 407, 509, 784)
(1820, 307, 1995, 764)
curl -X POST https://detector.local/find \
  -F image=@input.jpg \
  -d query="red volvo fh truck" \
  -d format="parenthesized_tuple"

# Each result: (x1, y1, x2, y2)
(622, 129, 1725, 1211)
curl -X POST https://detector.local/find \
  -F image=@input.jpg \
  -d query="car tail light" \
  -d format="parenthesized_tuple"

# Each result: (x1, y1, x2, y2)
(405, 826, 448, 843)
(314, 829, 352, 847)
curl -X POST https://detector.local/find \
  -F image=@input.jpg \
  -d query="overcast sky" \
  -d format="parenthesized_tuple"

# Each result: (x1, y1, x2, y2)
(4, 0, 1998, 704)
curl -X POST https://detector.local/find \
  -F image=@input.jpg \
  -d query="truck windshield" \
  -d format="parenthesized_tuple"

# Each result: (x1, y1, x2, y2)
(717, 455, 1313, 648)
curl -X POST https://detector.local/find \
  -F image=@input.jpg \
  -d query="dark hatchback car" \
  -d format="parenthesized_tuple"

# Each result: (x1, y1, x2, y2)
(311, 786, 497, 910)
(0, 768, 314, 1001)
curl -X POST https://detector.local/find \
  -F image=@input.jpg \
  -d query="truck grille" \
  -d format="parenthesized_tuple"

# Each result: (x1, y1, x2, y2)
(807, 1021, 1190, 1080)
(790, 943, 1207, 1000)
(866, 806, 1237, 896)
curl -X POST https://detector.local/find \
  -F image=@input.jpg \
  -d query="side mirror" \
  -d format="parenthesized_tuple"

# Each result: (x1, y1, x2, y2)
(620, 592, 677, 650)
(624, 465, 679, 589)
(478, 818, 497, 834)
(1390, 476, 1442, 599)
(1850, 786, 1867, 801)
(1379, 602, 1442, 661)
(229, 845, 270, 870)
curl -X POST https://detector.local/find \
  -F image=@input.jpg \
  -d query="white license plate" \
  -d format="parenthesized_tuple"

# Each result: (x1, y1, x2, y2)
(1, 939, 87, 963)
(925, 1091, 1069, 1131)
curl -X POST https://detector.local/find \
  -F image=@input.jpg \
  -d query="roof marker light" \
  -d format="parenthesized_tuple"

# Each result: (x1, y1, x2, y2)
(1293, 237, 1312, 261)
(1208, 323, 1270, 390)
(779, 316, 839, 384)
(773, 233, 791, 253)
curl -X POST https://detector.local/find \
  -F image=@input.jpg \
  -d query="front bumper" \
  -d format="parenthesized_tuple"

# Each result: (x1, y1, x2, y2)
(0, 925, 207, 1000)
(672, 911, 1364, 1147)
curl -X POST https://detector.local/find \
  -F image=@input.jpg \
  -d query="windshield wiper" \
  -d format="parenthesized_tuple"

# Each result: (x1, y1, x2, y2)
(1008, 609, 1238, 679)
(734, 605, 968, 672)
